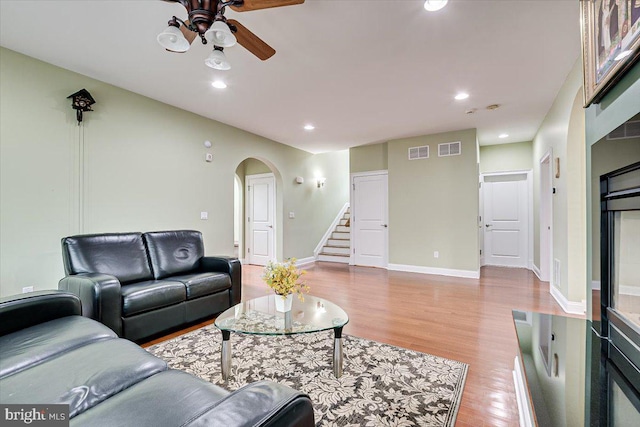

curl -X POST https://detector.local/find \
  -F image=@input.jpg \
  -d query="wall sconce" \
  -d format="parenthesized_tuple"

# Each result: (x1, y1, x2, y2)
(317, 177, 326, 188)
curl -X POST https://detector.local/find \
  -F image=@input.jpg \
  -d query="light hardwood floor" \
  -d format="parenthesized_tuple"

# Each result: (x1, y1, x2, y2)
(143, 262, 580, 426)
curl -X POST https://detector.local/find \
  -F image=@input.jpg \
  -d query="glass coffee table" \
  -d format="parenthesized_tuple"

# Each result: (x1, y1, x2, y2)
(214, 294, 349, 381)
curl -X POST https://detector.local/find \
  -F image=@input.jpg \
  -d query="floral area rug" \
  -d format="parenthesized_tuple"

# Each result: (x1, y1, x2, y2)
(147, 325, 468, 427)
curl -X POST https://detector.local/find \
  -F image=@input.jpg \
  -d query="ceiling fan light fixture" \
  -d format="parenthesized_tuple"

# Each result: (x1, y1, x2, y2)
(423, 0, 448, 12)
(205, 20, 237, 48)
(157, 25, 190, 52)
(205, 48, 231, 70)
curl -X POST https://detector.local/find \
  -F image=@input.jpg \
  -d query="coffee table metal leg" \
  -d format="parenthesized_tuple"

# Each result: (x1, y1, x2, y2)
(221, 330, 231, 381)
(333, 326, 344, 378)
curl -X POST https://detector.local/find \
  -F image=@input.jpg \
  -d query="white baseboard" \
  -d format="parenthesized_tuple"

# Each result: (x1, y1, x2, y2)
(513, 356, 534, 427)
(388, 264, 480, 279)
(532, 264, 543, 281)
(621, 285, 640, 297)
(590, 281, 639, 296)
(295, 257, 316, 268)
(550, 284, 586, 315)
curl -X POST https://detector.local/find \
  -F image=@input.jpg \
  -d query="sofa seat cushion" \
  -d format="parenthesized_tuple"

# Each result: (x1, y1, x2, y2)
(121, 280, 186, 317)
(0, 339, 167, 418)
(69, 370, 229, 426)
(0, 316, 116, 379)
(171, 273, 231, 300)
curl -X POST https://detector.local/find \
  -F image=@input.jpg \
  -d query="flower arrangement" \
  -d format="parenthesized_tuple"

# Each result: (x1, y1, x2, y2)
(262, 258, 309, 301)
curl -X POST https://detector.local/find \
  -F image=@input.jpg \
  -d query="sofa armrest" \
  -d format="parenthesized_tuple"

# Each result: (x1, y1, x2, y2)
(184, 381, 314, 427)
(200, 256, 242, 305)
(0, 291, 81, 336)
(58, 273, 123, 337)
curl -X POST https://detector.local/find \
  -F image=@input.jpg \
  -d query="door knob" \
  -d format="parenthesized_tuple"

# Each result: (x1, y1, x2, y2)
(485, 224, 492, 228)
(267, 225, 273, 228)
(382, 224, 388, 228)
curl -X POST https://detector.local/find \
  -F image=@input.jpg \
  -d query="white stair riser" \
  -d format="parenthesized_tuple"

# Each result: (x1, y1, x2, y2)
(327, 239, 350, 247)
(339, 219, 349, 226)
(322, 246, 350, 255)
(332, 232, 350, 239)
(317, 254, 350, 264)
(336, 225, 350, 233)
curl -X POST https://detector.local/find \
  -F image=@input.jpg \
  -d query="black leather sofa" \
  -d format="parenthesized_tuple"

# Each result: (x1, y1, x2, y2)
(0, 291, 315, 426)
(59, 230, 241, 341)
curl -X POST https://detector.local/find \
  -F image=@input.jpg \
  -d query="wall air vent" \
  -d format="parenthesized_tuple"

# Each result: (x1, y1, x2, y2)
(408, 145, 429, 160)
(438, 141, 462, 157)
(607, 120, 640, 140)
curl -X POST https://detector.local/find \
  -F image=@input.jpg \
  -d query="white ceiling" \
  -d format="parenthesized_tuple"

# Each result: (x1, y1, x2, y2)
(0, 0, 581, 153)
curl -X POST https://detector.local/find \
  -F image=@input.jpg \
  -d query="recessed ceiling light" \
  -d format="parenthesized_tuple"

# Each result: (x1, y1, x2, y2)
(211, 80, 227, 89)
(499, 133, 509, 139)
(304, 124, 315, 131)
(423, 0, 448, 12)
(454, 92, 469, 100)
(614, 50, 632, 61)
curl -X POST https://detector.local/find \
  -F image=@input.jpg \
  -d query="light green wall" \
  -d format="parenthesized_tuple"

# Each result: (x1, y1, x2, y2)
(387, 129, 479, 272)
(349, 142, 388, 173)
(590, 135, 640, 282)
(533, 59, 586, 305)
(585, 61, 640, 320)
(244, 158, 272, 175)
(479, 141, 533, 173)
(0, 47, 349, 297)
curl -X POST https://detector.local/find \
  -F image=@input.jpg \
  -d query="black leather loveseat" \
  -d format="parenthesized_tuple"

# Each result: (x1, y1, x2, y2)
(0, 291, 315, 426)
(59, 230, 240, 341)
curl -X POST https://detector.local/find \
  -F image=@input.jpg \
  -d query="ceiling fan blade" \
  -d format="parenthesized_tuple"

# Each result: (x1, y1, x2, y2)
(227, 19, 276, 61)
(230, 0, 304, 12)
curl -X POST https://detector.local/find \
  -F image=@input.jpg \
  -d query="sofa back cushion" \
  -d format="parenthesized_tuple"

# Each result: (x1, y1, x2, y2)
(62, 233, 153, 284)
(143, 230, 204, 279)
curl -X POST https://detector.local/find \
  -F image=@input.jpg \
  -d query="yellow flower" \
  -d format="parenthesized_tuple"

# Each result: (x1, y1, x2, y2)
(262, 258, 310, 301)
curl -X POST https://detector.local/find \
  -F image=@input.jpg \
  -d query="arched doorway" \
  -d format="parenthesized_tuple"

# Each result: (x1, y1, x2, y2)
(234, 157, 284, 265)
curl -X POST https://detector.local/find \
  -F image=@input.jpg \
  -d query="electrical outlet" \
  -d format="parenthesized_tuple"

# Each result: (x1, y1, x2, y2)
(200, 212, 208, 220)
(22, 286, 34, 293)
(433, 251, 439, 259)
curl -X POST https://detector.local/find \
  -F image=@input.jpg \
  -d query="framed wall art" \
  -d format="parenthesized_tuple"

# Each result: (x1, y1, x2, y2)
(581, 0, 640, 106)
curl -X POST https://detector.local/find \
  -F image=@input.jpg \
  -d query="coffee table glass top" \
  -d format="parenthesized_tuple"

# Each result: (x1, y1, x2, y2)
(215, 294, 348, 335)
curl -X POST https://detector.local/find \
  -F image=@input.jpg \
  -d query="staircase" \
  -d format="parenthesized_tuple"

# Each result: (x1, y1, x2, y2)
(317, 208, 351, 263)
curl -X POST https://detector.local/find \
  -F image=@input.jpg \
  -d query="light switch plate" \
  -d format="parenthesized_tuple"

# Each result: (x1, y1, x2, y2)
(200, 212, 208, 220)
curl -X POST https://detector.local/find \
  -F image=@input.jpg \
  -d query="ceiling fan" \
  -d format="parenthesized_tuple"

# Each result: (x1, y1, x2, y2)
(158, 0, 305, 70)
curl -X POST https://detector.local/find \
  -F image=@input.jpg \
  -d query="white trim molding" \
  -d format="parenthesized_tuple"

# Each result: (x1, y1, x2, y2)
(513, 356, 534, 427)
(621, 285, 640, 297)
(295, 257, 316, 268)
(550, 284, 586, 315)
(388, 264, 480, 279)
(532, 264, 543, 281)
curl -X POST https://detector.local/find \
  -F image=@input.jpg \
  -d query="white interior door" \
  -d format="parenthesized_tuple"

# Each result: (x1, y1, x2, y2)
(483, 173, 529, 268)
(246, 174, 275, 266)
(352, 173, 388, 268)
